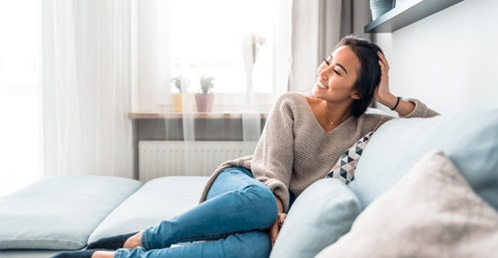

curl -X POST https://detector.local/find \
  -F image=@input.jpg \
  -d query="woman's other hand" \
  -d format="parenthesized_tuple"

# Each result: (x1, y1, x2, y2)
(269, 212, 287, 246)
(123, 231, 143, 249)
(270, 195, 286, 246)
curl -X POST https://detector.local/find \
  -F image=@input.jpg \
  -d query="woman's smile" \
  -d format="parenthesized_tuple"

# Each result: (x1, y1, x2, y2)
(317, 81, 329, 89)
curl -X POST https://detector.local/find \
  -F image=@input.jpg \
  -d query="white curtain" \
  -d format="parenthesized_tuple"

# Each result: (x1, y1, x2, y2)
(42, 0, 133, 178)
(41, 0, 291, 179)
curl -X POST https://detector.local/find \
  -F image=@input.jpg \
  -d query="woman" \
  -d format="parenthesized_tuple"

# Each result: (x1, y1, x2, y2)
(57, 35, 438, 258)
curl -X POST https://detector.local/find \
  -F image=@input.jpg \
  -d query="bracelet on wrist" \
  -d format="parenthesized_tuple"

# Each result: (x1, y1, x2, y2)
(390, 96, 401, 111)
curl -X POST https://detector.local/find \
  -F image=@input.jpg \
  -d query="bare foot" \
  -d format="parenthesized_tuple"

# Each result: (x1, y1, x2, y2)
(123, 231, 143, 249)
(91, 251, 115, 258)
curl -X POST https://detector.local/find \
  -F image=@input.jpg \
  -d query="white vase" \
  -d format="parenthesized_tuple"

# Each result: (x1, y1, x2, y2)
(370, 0, 395, 20)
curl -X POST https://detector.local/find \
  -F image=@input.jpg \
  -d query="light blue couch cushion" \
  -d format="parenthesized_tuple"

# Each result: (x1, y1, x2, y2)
(0, 176, 142, 250)
(350, 108, 498, 211)
(270, 178, 362, 258)
(88, 176, 209, 243)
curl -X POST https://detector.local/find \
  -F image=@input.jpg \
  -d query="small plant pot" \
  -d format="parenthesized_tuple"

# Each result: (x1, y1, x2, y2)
(172, 93, 183, 112)
(195, 93, 214, 112)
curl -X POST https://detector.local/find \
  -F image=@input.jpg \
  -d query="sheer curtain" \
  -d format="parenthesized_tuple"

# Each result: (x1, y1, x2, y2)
(290, 0, 371, 92)
(42, 0, 133, 178)
(41, 0, 291, 179)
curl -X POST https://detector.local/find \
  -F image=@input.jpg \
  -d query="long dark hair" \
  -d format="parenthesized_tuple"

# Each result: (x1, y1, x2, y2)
(334, 35, 383, 117)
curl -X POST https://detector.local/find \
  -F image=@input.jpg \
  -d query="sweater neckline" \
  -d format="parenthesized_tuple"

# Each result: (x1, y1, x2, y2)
(301, 95, 354, 134)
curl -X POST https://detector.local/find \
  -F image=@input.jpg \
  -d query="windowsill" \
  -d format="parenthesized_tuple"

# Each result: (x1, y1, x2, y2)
(128, 111, 268, 120)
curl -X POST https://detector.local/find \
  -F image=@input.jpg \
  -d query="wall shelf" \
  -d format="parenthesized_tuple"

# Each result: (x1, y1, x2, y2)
(365, 0, 464, 33)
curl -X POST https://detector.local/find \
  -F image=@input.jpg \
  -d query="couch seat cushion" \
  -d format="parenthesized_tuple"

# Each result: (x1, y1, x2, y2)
(350, 108, 498, 211)
(0, 176, 142, 250)
(88, 176, 209, 243)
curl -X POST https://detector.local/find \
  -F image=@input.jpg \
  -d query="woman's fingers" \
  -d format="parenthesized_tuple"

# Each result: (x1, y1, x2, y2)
(378, 51, 389, 70)
(269, 220, 279, 246)
(278, 213, 287, 227)
(270, 213, 287, 247)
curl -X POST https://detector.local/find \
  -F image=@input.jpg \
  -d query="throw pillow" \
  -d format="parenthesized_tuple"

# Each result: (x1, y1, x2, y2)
(326, 131, 373, 184)
(270, 178, 361, 258)
(316, 151, 498, 258)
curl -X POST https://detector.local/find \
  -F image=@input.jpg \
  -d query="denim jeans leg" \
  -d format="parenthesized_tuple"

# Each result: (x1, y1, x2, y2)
(141, 166, 278, 251)
(115, 231, 271, 258)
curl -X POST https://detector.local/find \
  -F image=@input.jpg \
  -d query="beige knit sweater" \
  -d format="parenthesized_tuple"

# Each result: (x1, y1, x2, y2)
(199, 92, 439, 211)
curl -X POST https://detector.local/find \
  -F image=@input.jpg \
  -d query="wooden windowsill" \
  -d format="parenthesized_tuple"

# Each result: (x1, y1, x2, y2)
(128, 111, 268, 120)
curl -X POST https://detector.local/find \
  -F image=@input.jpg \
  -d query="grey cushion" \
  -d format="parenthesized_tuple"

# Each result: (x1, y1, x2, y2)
(88, 176, 209, 243)
(350, 108, 498, 211)
(270, 178, 362, 258)
(0, 176, 142, 250)
(0, 250, 60, 258)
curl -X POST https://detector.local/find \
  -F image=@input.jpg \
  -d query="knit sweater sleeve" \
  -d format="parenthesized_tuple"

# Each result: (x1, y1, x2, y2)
(401, 98, 440, 118)
(250, 93, 295, 212)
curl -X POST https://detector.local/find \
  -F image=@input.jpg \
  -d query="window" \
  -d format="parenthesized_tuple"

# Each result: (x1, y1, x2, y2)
(168, 0, 273, 94)
(0, 0, 41, 196)
(136, 0, 290, 112)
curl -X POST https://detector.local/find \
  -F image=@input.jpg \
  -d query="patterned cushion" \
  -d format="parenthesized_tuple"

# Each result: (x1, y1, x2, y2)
(326, 132, 373, 184)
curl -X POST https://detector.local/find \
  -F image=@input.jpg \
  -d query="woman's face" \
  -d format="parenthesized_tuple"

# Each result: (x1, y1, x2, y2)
(312, 46, 360, 103)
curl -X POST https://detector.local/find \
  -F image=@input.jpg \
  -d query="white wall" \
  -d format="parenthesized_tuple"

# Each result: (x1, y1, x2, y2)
(373, 0, 498, 115)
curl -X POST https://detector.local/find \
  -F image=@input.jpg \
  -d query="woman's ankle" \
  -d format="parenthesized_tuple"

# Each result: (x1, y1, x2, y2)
(91, 251, 115, 258)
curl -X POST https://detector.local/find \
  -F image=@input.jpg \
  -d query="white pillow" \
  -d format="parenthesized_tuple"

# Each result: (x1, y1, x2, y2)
(316, 151, 498, 258)
(270, 178, 361, 258)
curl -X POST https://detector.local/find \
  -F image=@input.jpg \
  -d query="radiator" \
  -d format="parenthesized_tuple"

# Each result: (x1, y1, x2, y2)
(138, 141, 258, 182)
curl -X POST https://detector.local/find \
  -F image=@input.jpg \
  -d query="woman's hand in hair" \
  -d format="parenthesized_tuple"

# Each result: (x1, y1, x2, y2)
(375, 51, 415, 115)
(374, 51, 397, 107)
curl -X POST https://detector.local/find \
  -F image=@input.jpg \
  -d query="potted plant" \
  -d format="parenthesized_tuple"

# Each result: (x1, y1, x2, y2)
(171, 76, 187, 112)
(195, 75, 215, 112)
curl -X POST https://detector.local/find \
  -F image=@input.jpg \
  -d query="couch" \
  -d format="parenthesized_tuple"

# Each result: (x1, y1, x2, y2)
(1, 108, 497, 258)
(0, 175, 210, 258)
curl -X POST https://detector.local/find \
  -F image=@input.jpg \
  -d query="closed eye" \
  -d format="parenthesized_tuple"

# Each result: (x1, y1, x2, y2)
(324, 53, 333, 66)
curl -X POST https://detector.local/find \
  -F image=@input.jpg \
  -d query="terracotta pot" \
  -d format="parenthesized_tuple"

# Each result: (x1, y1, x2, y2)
(195, 93, 214, 112)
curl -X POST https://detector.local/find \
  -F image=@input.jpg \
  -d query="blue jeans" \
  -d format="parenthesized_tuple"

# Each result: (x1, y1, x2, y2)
(114, 167, 278, 258)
